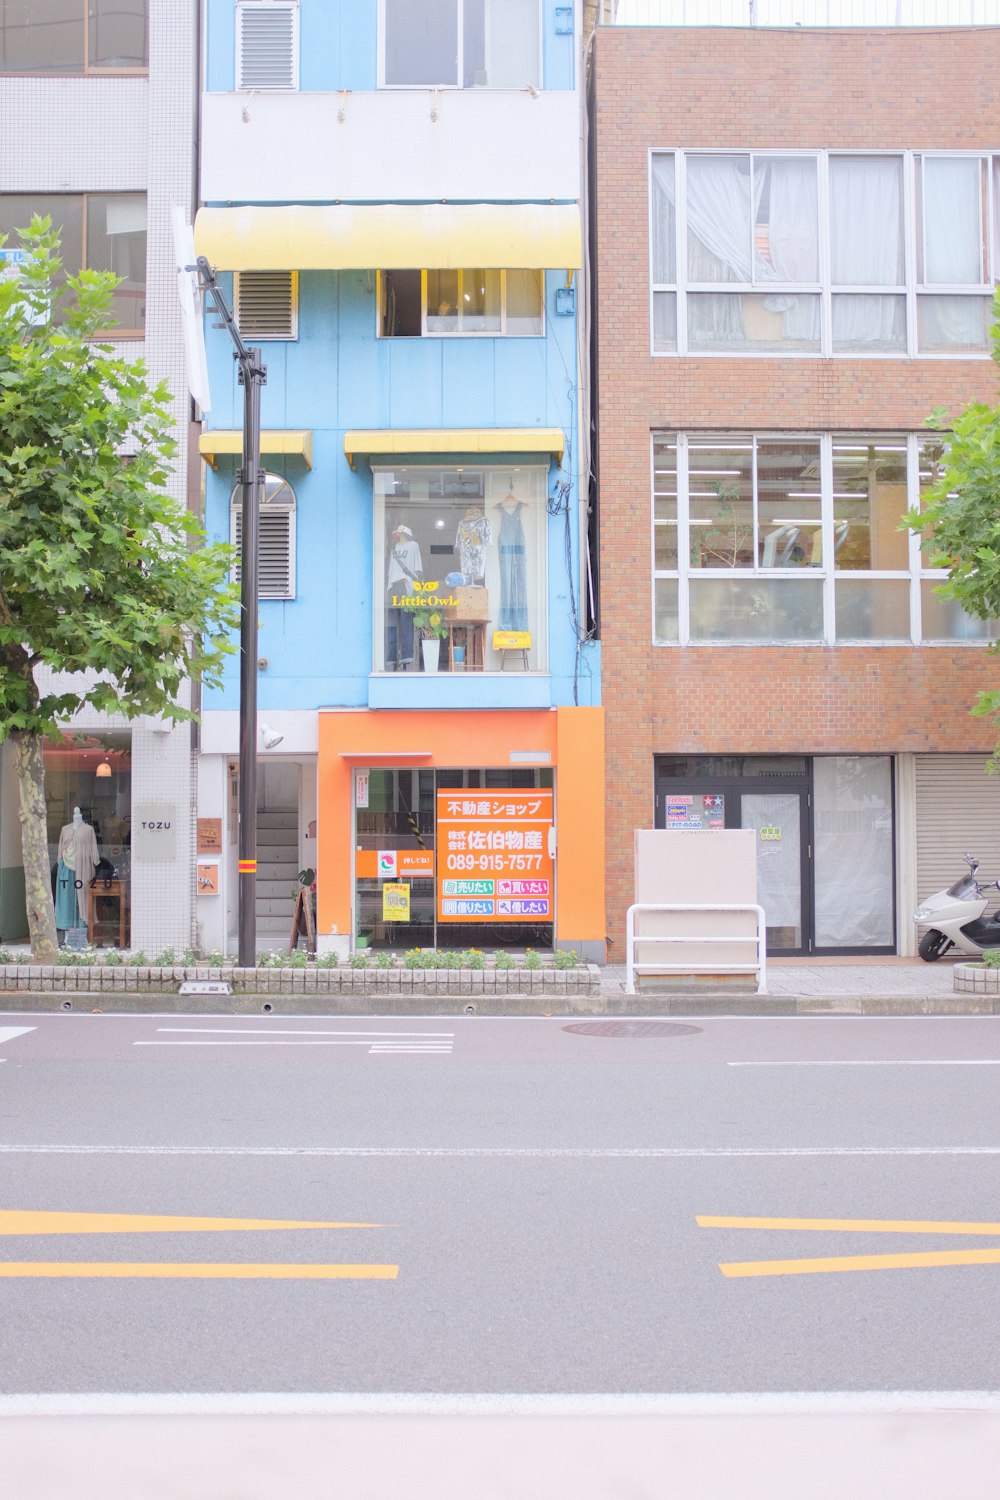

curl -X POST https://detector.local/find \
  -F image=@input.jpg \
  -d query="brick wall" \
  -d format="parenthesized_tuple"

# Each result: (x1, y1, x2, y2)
(593, 25, 1000, 946)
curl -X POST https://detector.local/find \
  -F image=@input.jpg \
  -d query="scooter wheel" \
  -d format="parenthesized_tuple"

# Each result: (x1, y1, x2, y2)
(918, 929, 953, 962)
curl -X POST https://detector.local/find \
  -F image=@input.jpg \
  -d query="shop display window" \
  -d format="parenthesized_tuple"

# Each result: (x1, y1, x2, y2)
(354, 766, 554, 951)
(374, 464, 547, 674)
(43, 732, 131, 947)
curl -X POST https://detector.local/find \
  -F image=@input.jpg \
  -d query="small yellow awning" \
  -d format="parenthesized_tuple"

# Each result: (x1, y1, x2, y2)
(344, 427, 565, 469)
(194, 203, 581, 272)
(198, 430, 313, 469)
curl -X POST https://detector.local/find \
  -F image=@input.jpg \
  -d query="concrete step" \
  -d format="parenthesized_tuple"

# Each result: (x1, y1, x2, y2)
(255, 861, 298, 881)
(257, 810, 297, 828)
(257, 827, 298, 848)
(257, 879, 296, 900)
(256, 897, 295, 918)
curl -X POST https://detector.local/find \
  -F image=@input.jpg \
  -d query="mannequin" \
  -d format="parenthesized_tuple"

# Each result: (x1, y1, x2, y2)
(55, 807, 100, 932)
(386, 523, 423, 670)
(495, 489, 529, 631)
(455, 507, 493, 585)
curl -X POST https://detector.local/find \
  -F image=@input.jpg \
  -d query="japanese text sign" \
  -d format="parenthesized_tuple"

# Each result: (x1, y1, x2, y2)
(436, 789, 553, 923)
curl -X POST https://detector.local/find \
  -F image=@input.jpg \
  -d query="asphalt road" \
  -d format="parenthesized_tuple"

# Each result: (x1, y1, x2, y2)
(2, 1012, 1000, 1399)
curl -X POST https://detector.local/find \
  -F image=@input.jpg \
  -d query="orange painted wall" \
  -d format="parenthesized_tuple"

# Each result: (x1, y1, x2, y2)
(317, 707, 605, 945)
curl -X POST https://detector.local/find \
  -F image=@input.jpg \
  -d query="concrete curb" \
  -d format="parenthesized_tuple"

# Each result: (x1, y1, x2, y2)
(0, 990, 995, 1016)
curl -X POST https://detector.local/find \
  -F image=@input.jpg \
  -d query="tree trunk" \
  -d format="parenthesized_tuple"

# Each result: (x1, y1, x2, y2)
(11, 730, 58, 961)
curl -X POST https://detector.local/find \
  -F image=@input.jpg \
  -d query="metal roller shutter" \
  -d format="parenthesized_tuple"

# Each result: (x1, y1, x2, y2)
(915, 755, 1000, 902)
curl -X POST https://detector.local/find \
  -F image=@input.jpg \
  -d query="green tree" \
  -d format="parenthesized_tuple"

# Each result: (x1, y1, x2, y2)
(905, 293, 1000, 764)
(0, 220, 237, 959)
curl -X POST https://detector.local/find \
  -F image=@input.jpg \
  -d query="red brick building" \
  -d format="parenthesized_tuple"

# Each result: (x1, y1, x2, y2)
(591, 22, 1000, 958)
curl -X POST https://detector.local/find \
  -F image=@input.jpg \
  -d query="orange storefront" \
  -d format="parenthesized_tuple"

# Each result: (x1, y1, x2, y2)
(317, 707, 605, 959)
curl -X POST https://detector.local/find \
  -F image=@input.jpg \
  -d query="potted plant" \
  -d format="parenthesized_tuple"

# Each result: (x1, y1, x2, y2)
(408, 606, 448, 672)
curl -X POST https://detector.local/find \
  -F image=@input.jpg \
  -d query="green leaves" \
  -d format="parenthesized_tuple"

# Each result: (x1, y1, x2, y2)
(901, 286, 1000, 764)
(0, 222, 238, 743)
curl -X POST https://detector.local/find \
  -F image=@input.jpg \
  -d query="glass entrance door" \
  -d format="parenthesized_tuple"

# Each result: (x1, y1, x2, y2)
(740, 792, 805, 952)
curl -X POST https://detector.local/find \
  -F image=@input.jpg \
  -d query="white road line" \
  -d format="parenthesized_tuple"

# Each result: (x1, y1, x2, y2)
(0, 1027, 35, 1048)
(728, 1060, 1000, 1067)
(134, 1040, 451, 1048)
(0, 1144, 998, 1159)
(155, 1028, 454, 1037)
(0, 1391, 998, 1417)
(368, 1048, 453, 1055)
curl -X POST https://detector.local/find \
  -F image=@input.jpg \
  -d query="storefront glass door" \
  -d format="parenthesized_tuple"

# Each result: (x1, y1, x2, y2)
(740, 792, 804, 952)
(354, 766, 554, 950)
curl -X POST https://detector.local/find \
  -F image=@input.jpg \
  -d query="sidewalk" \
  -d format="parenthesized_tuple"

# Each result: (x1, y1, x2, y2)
(599, 956, 981, 1014)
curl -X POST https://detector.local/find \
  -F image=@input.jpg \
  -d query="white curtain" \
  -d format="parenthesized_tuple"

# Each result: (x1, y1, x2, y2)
(919, 157, 985, 347)
(760, 157, 820, 343)
(685, 155, 750, 345)
(924, 156, 980, 283)
(650, 154, 676, 284)
(830, 157, 904, 347)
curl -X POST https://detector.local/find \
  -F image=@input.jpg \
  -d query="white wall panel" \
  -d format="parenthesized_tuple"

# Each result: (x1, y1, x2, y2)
(201, 89, 580, 203)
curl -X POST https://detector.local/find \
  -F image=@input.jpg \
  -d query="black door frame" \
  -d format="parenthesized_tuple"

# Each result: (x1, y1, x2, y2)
(653, 756, 897, 957)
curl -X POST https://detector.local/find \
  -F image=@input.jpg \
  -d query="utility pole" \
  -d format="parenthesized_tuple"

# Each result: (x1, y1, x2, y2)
(196, 257, 267, 968)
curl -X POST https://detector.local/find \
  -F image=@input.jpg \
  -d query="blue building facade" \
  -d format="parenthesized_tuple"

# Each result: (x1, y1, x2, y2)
(194, 0, 604, 959)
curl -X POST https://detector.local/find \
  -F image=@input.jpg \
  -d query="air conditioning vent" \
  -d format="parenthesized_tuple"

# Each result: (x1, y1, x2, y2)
(235, 271, 298, 340)
(231, 475, 296, 600)
(237, 2, 299, 91)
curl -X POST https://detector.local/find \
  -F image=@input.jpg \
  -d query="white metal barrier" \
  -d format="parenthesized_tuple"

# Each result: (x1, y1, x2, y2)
(625, 903, 767, 995)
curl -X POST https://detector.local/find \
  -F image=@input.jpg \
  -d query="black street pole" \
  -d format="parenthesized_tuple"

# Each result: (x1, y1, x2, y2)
(196, 258, 267, 968)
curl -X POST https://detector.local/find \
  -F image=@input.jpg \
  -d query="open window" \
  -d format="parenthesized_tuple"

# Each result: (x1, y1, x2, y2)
(379, 269, 543, 337)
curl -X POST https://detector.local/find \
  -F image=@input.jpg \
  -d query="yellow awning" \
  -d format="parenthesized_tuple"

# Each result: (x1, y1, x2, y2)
(198, 430, 313, 469)
(344, 428, 565, 469)
(194, 204, 581, 272)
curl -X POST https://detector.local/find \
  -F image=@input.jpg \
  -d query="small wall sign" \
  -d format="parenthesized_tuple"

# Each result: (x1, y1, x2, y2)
(197, 817, 223, 853)
(133, 803, 178, 861)
(196, 863, 220, 895)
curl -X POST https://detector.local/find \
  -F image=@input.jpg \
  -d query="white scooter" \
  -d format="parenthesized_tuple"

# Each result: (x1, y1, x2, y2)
(914, 854, 1000, 960)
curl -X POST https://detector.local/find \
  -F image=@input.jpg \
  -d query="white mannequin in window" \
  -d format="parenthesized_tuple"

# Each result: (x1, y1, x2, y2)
(55, 807, 100, 930)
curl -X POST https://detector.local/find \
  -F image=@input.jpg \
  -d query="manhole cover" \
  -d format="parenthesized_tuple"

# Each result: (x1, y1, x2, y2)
(562, 1021, 703, 1039)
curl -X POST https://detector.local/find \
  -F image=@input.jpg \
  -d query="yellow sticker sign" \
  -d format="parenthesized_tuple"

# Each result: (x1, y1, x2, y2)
(382, 882, 411, 922)
(492, 630, 532, 650)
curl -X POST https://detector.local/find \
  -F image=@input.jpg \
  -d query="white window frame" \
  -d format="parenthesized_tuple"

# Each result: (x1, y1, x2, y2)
(649, 148, 999, 361)
(650, 431, 997, 649)
(236, 0, 299, 92)
(377, 0, 542, 91)
(375, 269, 545, 337)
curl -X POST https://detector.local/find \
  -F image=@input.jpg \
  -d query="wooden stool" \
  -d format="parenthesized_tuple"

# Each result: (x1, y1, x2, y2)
(87, 879, 128, 949)
(446, 620, 487, 671)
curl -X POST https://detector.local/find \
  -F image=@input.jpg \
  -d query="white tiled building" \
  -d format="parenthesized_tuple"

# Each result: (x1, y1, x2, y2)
(0, 1, 202, 955)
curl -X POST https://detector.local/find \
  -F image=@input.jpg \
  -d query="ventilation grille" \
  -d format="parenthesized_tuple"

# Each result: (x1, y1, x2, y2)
(235, 271, 297, 339)
(232, 506, 295, 600)
(237, 2, 298, 90)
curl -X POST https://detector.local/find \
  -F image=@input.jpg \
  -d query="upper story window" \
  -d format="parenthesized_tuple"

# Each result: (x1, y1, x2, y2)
(381, 0, 539, 89)
(379, 269, 543, 336)
(236, 0, 298, 90)
(375, 465, 547, 673)
(652, 432, 997, 647)
(0, 192, 146, 333)
(650, 151, 998, 358)
(0, 0, 147, 74)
